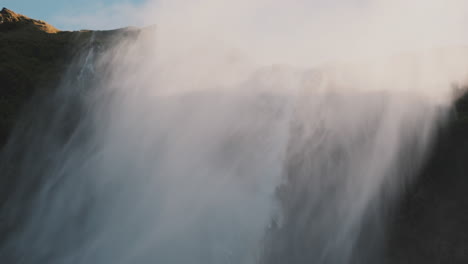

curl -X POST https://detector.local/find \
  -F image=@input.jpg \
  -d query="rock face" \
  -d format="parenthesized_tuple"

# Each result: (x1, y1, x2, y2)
(0, 8, 77, 145)
(0, 8, 59, 33)
(386, 94, 468, 264)
(0, 7, 140, 145)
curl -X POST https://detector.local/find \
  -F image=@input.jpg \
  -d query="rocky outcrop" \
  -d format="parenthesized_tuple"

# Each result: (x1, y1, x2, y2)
(0, 8, 59, 33)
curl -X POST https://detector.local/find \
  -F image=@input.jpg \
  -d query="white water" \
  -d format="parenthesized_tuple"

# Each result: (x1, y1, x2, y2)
(2, 1, 468, 263)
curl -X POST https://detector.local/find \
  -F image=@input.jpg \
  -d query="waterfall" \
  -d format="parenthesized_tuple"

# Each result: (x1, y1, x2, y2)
(1, 11, 468, 264)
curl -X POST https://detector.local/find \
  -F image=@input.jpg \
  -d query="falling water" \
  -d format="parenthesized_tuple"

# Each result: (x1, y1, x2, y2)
(2, 1, 468, 263)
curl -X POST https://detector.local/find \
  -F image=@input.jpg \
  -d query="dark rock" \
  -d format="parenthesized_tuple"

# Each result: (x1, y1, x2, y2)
(0, 8, 141, 146)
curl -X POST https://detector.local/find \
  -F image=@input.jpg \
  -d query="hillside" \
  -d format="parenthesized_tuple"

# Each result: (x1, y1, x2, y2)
(0, 7, 139, 145)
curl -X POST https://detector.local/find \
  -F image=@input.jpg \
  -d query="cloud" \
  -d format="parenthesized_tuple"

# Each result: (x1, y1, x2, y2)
(52, 0, 468, 66)
(127, 0, 468, 66)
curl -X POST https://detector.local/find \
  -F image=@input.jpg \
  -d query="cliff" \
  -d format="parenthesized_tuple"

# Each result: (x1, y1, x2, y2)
(0, 7, 139, 145)
(386, 92, 468, 263)
(1, 7, 468, 264)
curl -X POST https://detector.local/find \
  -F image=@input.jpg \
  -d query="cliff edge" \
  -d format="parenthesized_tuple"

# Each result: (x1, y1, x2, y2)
(0, 8, 139, 145)
(0, 7, 59, 33)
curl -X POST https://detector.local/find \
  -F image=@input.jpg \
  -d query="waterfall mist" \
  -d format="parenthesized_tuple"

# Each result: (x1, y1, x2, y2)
(2, 0, 468, 263)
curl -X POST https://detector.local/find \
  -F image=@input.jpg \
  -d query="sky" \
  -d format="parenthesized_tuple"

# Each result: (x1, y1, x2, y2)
(2, 0, 147, 30)
(3, 0, 468, 66)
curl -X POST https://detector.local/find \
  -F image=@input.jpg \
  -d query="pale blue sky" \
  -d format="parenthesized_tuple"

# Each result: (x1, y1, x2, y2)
(2, 0, 147, 30)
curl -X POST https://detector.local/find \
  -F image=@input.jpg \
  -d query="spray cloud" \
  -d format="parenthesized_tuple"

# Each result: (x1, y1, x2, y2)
(2, 0, 468, 263)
